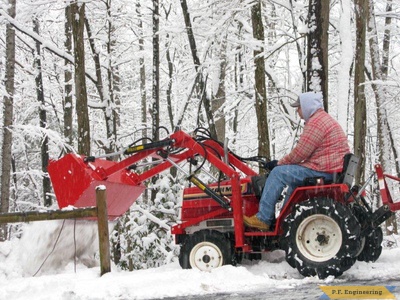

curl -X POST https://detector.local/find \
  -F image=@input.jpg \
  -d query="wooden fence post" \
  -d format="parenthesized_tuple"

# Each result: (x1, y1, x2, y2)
(96, 186, 111, 276)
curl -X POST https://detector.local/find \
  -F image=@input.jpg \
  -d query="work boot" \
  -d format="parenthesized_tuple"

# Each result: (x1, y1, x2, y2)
(243, 215, 270, 231)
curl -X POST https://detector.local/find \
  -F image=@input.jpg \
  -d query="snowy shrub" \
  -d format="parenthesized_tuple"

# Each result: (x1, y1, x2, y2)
(111, 173, 181, 270)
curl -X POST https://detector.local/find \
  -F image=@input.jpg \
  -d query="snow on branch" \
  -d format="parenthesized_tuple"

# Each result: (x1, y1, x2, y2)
(133, 205, 170, 231)
(12, 124, 75, 154)
(0, 8, 97, 84)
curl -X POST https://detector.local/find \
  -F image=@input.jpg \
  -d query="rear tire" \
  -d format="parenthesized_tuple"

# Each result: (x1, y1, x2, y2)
(282, 198, 362, 279)
(357, 227, 383, 262)
(178, 230, 233, 271)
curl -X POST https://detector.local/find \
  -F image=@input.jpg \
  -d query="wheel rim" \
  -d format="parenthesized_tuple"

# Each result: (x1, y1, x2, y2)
(296, 214, 342, 262)
(189, 241, 223, 271)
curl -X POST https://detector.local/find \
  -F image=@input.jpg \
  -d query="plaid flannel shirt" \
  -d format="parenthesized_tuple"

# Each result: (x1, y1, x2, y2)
(278, 109, 350, 173)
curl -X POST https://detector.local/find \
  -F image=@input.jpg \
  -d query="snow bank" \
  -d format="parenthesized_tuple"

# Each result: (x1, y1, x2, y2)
(0, 220, 99, 278)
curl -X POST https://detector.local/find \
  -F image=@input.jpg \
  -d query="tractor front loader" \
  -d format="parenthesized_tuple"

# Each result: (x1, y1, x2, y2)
(48, 128, 400, 279)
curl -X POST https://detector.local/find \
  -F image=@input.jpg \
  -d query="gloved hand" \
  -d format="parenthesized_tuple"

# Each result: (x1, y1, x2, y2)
(264, 160, 278, 171)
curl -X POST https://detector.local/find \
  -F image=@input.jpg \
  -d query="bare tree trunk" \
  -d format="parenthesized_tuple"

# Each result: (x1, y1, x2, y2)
(163, 5, 177, 178)
(288, 1, 307, 89)
(337, 0, 353, 133)
(106, 0, 118, 153)
(152, 0, 160, 141)
(136, 1, 148, 202)
(163, 5, 175, 132)
(137, 2, 147, 138)
(265, 2, 277, 157)
(165, 38, 174, 131)
(0, 0, 16, 241)
(251, 0, 270, 172)
(212, 36, 227, 141)
(33, 19, 51, 207)
(71, 1, 91, 155)
(112, 68, 121, 130)
(232, 23, 244, 146)
(380, 0, 399, 179)
(85, 7, 116, 156)
(381, 0, 392, 79)
(353, 0, 368, 185)
(64, 4, 73, 146)
(367, 0, 397, 235)
(368, 0, 391, 174)
(136, 2, 147, 135)
(150, 0, 160, 202)
(306, 0, 329, 111)
(232, 45, 241, 142)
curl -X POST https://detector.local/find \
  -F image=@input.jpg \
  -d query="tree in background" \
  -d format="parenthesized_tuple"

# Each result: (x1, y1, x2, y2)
(33, 18, 51, 207)
(137, 1, 148, 138)
(180, 0, 218, 140)
(367, 0, 398, 235)
(336, 0, 353, 133)
(0, 0, 16, 241)
(251, 0, 270, 168)
(84, 1, 119, 157)
(64, 4, 73, 147)
(353, 0, 368, 186)
(152, 0, 160, 142)
(306, 0, 329, 110)
(211, 35, 227, 141)
(71, 0, 91, 155)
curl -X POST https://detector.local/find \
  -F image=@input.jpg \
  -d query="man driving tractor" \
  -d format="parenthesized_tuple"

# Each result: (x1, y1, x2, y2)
(244, 91, 350, 231)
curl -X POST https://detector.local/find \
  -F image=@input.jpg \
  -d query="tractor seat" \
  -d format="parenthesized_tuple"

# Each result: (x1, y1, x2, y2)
(250, 154, 359, 199)
(303, 153, 359, 187)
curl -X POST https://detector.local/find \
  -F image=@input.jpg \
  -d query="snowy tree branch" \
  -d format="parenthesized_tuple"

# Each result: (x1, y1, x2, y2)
(0, 8, 97, 85)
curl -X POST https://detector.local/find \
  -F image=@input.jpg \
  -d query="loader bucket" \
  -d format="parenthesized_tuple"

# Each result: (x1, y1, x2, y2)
(48, 153, 146, 219)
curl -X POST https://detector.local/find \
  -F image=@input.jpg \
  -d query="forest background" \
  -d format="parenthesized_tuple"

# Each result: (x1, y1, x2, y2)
(0, 0, 399, 271)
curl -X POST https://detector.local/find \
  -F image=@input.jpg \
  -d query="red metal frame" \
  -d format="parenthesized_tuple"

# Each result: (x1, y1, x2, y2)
(375, 164, 400, 211)
(49, 130, 259, 246)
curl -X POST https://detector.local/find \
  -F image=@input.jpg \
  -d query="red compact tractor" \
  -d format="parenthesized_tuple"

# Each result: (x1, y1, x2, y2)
(48, 128, 400, 279)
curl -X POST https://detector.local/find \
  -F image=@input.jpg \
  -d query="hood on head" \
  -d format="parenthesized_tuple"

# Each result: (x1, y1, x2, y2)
(299, 92, 324, 121)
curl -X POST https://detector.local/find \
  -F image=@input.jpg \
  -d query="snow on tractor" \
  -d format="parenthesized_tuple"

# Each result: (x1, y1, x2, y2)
(48, 128, 400, 279)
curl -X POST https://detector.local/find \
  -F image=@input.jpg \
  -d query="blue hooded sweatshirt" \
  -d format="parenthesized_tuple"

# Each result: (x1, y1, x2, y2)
(299, 92, 324, 122)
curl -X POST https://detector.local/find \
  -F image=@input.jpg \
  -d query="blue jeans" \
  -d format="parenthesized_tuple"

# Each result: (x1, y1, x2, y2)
(256, 165, 333, 225)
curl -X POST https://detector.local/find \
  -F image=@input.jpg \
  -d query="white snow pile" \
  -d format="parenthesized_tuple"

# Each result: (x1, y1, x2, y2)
(0, 221, 399, 300)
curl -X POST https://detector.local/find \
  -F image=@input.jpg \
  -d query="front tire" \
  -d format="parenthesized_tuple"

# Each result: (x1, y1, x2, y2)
(282, 198, 362, 279)
(178, 230, 233, 271)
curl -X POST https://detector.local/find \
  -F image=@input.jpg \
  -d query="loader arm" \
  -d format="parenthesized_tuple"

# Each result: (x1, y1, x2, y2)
(48, 129, 257, 240)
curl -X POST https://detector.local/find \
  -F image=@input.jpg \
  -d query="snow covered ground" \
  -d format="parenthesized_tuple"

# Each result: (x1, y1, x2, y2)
(0, 221, 400, 300)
